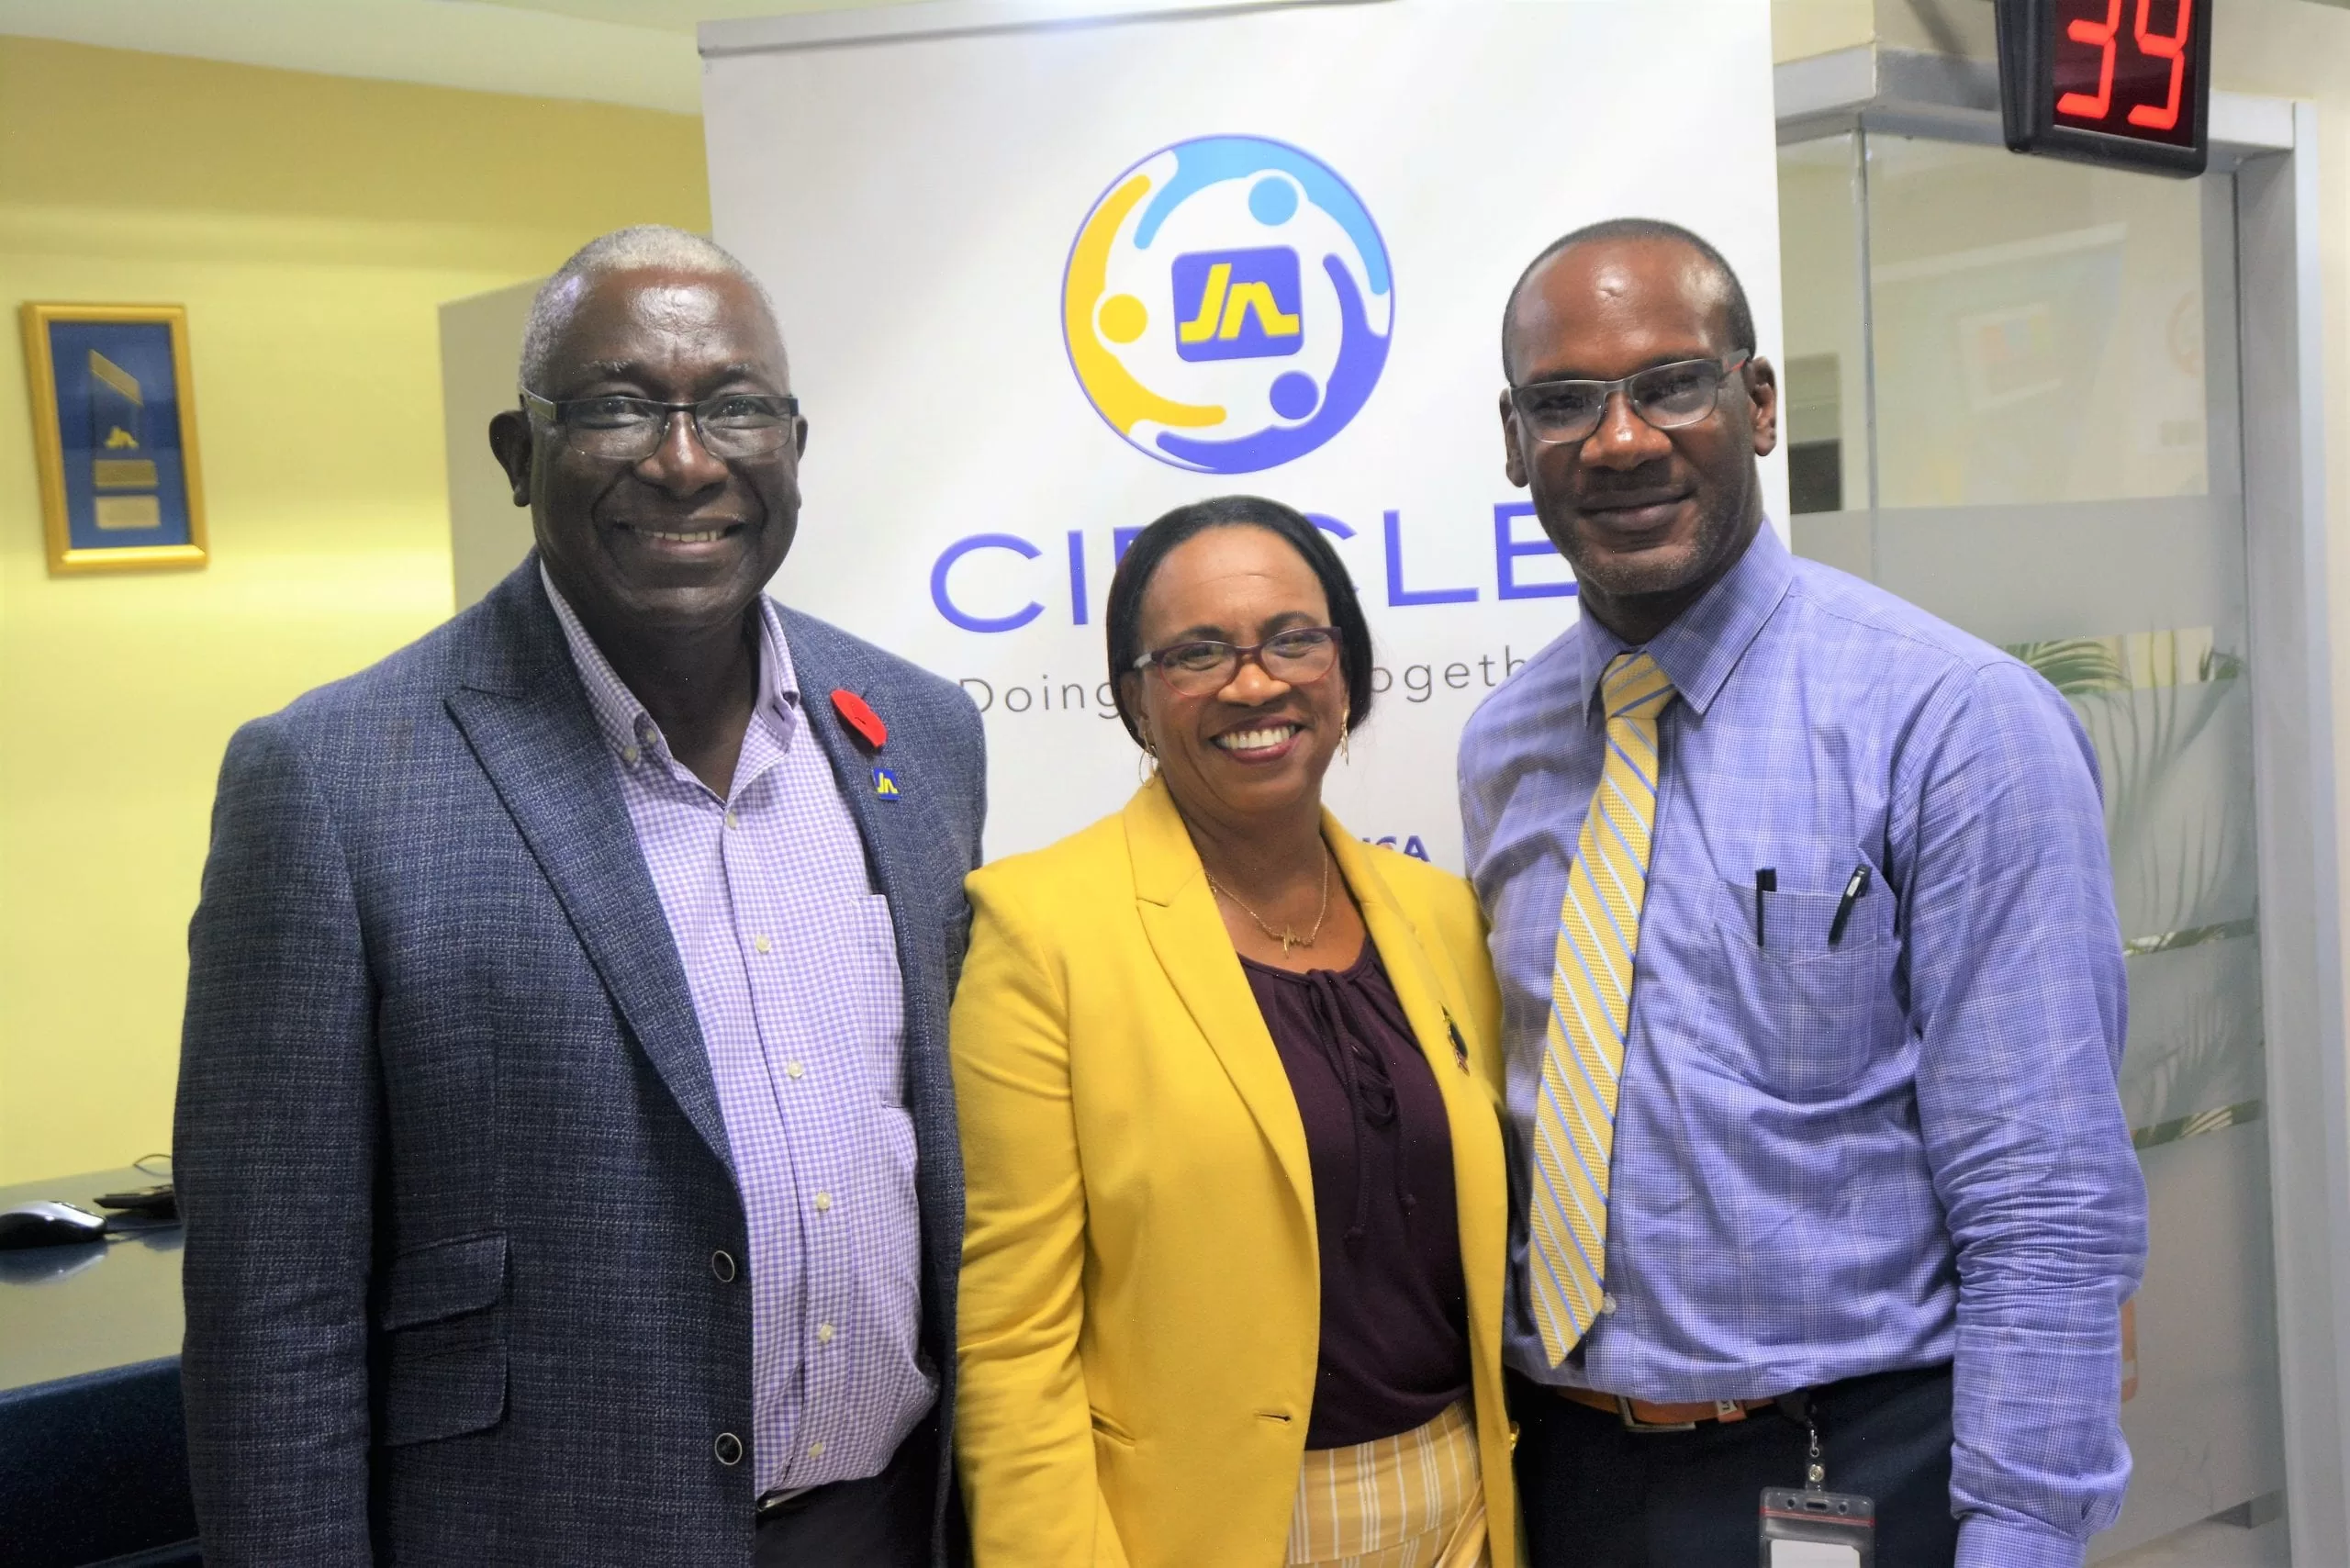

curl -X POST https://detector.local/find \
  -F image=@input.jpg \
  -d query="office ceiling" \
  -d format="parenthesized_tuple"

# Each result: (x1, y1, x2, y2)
(467, 0, 816, 30)
(0, 0, 915, 114)
(18, 0, 2344, 117)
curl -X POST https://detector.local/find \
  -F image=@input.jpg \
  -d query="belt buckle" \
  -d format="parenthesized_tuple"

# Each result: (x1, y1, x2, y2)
(755, 1486, 816, 1525)
(1616, 1394, 1696, 1434)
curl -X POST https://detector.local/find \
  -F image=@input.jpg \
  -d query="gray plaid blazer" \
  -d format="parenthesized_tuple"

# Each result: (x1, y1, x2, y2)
(175, 558, 984, 1566)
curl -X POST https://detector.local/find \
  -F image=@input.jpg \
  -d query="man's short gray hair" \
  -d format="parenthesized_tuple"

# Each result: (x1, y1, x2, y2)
(518, 225, 778, 392)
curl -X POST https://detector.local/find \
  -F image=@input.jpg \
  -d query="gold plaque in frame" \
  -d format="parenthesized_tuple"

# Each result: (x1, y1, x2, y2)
(21, 303, 209, 575)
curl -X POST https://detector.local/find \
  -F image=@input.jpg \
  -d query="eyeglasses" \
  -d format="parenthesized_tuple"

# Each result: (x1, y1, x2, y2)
(1132, 626, 1342, 698)
(1506, 353, 1751, 446)
(520, 388, 800, 462)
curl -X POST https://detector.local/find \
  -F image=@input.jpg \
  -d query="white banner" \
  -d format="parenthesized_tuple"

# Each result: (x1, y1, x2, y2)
(703, 0, 1785, 868)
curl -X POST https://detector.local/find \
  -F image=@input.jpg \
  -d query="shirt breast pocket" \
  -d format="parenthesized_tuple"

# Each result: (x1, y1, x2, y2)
(1696, 872, 1898, 1102)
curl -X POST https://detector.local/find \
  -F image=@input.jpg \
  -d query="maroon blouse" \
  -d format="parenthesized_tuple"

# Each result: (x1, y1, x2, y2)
(1238, 940, 1471, 1450)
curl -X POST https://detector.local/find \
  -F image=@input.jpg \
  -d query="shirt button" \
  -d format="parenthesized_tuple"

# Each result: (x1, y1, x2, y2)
(809, 1440, 824, 1460)
(786, 1061, 805, 1081)
(813, 1193, 833, 1213)
(817, 1323, 835, 1345)
(713, 1431, 744, 1467)
(754, 935, 772, 955)
(621, 745, 641, 765)
(711, 1249, 737, 1283)
(724, 810, 739, 830)
(1601, 1294, 1619, 1316)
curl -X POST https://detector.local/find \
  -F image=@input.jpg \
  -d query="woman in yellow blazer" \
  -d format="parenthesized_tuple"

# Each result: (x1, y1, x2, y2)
(951, 496, 1517, 1568)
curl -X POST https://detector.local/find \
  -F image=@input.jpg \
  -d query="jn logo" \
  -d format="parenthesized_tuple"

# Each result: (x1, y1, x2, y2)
(1173, 249, 1302, 362)
(1063, 135, 1392, 475)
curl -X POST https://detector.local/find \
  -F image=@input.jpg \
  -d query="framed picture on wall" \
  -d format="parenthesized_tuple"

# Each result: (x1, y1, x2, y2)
(20, 303, 208, 575)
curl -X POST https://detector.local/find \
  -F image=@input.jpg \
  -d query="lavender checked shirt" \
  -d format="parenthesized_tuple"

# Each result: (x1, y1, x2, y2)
(1459, 525, 2148, 1567)
(544, 571, 931, 1496)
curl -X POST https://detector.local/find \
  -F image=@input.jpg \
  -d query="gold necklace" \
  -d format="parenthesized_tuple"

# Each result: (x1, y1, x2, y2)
(1206, 848, 1333, 957)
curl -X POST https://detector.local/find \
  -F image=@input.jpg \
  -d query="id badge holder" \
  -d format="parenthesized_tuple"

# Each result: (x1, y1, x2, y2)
(1758, 1406, 1874, 1566)
(1759, 1487, 1874, 1566)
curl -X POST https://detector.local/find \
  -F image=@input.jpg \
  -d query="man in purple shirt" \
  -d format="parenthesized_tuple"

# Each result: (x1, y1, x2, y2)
(176, 228, 985, 1566)
(1459, 219, 2146, 1565)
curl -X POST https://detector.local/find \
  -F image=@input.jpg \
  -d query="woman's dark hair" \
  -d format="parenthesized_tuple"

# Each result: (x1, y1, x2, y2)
(1104, 494, 1375, 747)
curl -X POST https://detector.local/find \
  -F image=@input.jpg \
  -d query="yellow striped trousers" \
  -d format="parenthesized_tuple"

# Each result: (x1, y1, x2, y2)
(1284, 1400, 1488, 1568)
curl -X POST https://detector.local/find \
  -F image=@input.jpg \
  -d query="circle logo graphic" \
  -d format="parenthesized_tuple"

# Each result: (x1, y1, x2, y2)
(1062, 135, 1393, 475)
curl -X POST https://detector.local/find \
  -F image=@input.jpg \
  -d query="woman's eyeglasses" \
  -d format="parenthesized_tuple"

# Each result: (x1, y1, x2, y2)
(1132, 626, 1341, 698)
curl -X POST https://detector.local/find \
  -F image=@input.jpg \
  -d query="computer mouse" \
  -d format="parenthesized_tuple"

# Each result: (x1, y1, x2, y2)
(0, 1200, 109, 1249)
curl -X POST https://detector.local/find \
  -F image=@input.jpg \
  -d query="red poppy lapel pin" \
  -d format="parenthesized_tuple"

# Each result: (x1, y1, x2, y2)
(830, 689, 900, 800)
(830, 688, 888, 750)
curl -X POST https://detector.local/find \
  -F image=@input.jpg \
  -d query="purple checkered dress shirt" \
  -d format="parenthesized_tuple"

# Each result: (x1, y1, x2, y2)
(1460, 526, 2146, 1567)
(543, 570, 933, 1495)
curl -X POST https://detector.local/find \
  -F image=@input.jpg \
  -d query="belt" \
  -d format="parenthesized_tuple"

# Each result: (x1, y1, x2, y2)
(1556, 1384, 1784, 1433)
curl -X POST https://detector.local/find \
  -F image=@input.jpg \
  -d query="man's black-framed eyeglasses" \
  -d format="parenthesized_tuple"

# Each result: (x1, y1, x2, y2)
(520, 388, 801, 462)
(1506, 353, 1751, 447)
(1132, 626, 1342, 698)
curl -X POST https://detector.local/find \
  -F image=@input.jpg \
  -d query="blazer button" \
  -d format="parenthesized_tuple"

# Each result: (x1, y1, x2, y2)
(711, 1249, 738, 1283)
(714, 1431, 744, 1467)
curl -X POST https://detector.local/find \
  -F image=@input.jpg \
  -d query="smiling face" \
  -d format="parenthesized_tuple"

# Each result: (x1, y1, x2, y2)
(1500, 236, 1777, 639)
(1124, 524, 1349, 836)
(490, 265, 806, 649)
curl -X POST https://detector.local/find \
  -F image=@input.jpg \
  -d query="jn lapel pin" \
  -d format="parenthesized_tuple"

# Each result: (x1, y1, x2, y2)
(829, 689, 899, 800)
(1445, 1009, 1471, 1073)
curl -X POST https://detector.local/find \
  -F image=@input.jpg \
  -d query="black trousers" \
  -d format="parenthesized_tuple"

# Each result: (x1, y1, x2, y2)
(1512, 1364, 1960, 1568)
(752, 1415, 937, 1568)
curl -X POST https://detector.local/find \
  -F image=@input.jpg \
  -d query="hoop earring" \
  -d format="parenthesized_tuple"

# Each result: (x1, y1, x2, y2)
(1341, 728, 1352, 763)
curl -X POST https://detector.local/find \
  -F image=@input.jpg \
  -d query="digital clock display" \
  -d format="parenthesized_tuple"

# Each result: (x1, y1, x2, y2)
(1997, 0, 2210, 176)
(2051, 0, 2199, 147)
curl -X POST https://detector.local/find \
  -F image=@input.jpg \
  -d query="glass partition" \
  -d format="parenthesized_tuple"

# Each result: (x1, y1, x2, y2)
(1780, 128, 2288, 1565)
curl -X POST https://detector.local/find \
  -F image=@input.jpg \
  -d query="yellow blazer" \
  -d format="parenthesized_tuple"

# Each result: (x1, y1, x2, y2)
(951, 777, 1516, 1568)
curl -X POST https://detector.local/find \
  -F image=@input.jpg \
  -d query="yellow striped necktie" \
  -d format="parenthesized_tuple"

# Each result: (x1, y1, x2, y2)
(1528, 649, 1676, 1365)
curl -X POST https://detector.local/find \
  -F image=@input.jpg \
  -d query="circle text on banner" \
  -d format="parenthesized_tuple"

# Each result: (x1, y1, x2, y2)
(1061, 135, 1394, 475)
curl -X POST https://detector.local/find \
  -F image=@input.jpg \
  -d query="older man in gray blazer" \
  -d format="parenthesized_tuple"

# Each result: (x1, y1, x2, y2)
(174, 227, 984, 1567)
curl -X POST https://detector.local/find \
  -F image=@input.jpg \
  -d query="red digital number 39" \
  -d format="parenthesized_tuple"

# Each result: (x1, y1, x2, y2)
(2056, 0, 2194, 131)
(2128, 0, 2194, 131)
(2056, 0, 2122, 121)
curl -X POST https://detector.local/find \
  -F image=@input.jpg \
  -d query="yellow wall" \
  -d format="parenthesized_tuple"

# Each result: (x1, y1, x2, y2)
(1771, 0, 1876, 62)
(0, 38, 709, 1183)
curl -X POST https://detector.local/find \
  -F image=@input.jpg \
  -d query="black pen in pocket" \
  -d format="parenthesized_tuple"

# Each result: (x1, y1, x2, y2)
(1828, 864, 1872, 947)
(1753, 868, 1775, 946)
